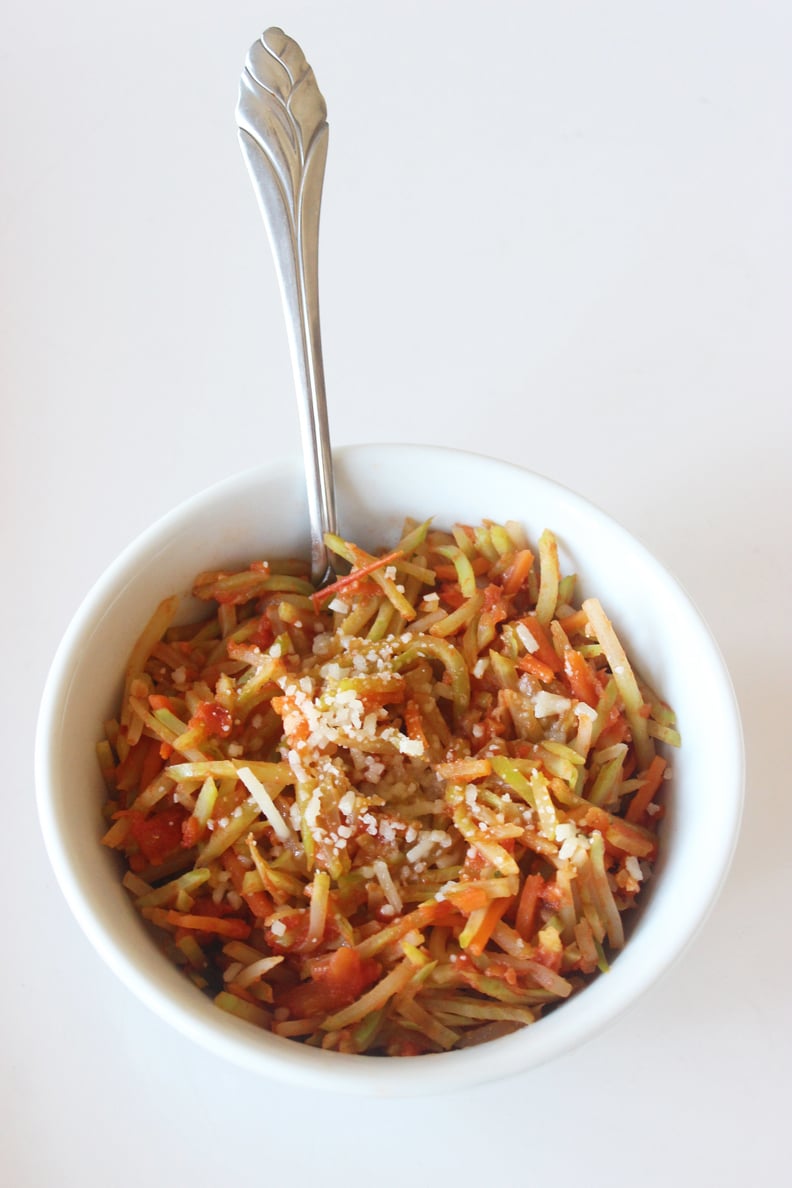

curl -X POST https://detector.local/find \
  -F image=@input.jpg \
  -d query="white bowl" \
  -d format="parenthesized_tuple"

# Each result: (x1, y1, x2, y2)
(35, 444, 743, 1095)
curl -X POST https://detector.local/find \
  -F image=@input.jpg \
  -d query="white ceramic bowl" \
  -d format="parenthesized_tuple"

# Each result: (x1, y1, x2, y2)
(35, 444, 743, 1095)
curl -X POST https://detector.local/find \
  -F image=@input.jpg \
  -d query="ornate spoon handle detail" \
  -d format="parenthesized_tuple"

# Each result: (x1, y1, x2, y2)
(237, 27, 337, 584)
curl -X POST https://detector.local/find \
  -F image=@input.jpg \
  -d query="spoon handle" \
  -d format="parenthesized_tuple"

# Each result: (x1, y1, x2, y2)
(237, 27, 337, 585)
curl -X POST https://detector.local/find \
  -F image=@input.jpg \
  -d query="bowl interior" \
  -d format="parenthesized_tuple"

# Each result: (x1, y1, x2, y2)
(36, 444, 743, 1094)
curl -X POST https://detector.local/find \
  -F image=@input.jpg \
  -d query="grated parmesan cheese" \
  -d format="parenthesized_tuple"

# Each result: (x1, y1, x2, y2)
(515, 623, 540, 654)
(533, 691, 572, 718)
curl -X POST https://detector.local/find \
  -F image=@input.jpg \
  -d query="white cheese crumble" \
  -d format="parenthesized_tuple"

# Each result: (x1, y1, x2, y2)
(625, 855, 644, 882)
(574, 702, 597, 721)
(338, 790, 356, 817)
(515, 623, 540, 653)
(533, 691, 572, 718)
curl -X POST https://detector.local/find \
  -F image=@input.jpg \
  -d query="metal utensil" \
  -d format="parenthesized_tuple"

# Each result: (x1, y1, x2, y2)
(237, 27, 337, 585)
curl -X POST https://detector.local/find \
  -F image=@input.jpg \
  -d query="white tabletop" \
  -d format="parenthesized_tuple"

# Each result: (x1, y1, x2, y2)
(4, 2, 790, 1184)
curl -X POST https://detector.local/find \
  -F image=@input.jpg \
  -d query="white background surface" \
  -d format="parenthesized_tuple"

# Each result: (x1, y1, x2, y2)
(3, 2, 790, 1184)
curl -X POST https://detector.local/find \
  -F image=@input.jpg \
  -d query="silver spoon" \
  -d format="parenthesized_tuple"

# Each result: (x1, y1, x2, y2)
(236, 27, 337, 586)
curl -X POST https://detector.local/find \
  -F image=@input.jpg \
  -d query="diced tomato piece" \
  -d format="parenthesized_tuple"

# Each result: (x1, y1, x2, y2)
(517, 654, 557, 684)
(438, 582, 466, 609)
(248, 617, 275, 651)
(482, 584, 508, 625)
(265, 910, 311, 952)
(279, 946, 380, 1018)
(129, 806, 187, 867)
(188, 895, 235, 918)
(190, 702, 233, 738)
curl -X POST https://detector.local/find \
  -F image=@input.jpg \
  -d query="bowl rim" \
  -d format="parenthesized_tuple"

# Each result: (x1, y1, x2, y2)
(35, 442, 745, 1094)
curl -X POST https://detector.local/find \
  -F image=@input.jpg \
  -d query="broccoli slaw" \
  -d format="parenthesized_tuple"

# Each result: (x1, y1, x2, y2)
(98, 516, 679, 1055)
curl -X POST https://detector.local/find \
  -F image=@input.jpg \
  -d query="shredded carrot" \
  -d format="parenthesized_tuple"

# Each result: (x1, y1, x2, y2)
(143, 908, 252, 939)
(502, 549, 535, 597)
(558, 609, 588, 635)
(138, 736, 164, 793)
(626, 755, 667, 822)
(442, 885, 490, 914)
(466, 896, 513, 956)
(563, 647, 599, 707)
(518, 616, 563, 672)
(515, 874, 543, 942)
(435, 758, 492, 780)
(310, 549, 405, 611)
(517, 654, 557, 684)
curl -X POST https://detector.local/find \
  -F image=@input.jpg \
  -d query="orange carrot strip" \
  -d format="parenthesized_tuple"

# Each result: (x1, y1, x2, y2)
(138, 736, 165, 793)
(243, 891, 274, 919)
(148, 694, 174, 712)
(435, 758, 493, 781)
(354, 900, 456, 958)
(502, 549, 534, 597)
(181, 816, 203, 848)
(563, 648, 599, 707)
(467, 896, 513, 956)
(143, 908, 251, 939)
(311, 549, 405, 611)
(115, 739, 149, 794)
(515, 874, 544, 942)
(558, 609, 588, 635)
(441, 885, 490, 914)
(626, 755, 667, 823)
(517, 654, 556, 685)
